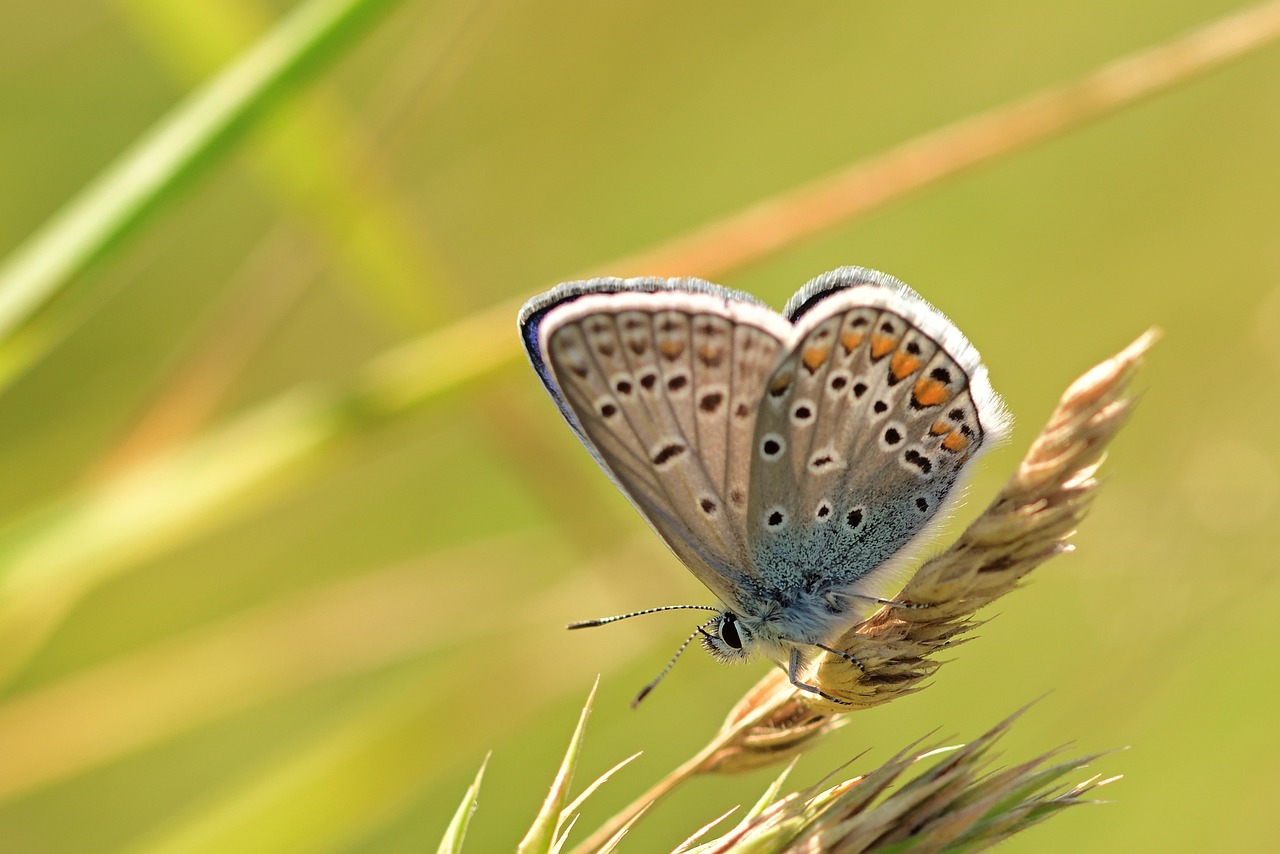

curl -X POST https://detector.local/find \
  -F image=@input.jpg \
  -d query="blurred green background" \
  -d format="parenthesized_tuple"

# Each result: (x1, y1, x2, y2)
(1, 0, 1277, 851)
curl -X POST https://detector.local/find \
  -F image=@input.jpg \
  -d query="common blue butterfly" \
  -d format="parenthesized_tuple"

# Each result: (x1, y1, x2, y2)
(519, 268, 1009, 704)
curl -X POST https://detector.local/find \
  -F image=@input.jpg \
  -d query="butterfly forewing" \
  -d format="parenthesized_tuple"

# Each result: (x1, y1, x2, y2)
(524, 280, 792, 610)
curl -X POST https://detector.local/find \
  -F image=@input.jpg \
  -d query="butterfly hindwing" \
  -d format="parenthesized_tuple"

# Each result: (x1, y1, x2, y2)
(748, 268, 1010, 601)
(520, 278, 792, 610)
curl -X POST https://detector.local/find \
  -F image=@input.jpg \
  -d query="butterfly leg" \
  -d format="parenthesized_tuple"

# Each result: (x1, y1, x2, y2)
(787, 648, 853, 706)
(809, 641, 867, 672)
(838, 591, 931, 610)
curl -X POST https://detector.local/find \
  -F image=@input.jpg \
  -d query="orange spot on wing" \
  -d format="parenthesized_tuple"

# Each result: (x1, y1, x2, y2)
(929, 420, 950, 436)
(802, 345, 830, 373)
(870, 334, 897, 360)
(890, 352, 921, 380)
(942, 431, 971, 452)
(913, 378, 949, 408)
(659, 340, 685, 360)
(840, 331, 864, 353)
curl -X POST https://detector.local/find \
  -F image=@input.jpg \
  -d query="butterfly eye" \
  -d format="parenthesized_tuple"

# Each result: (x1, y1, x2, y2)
(720, 614, 743, 649)
(700, 613, 753, 662)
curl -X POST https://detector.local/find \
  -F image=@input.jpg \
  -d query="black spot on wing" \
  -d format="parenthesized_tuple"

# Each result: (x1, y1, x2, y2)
(652, 443, 686, 466)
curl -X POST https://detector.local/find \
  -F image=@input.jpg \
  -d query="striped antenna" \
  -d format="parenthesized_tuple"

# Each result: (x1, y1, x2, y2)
(566, 603, 721, 630)
(631, 617, 719, 709)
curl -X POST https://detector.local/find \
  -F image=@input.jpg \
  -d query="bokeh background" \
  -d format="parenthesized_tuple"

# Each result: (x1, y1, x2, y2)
(1, 1, 1278, 851)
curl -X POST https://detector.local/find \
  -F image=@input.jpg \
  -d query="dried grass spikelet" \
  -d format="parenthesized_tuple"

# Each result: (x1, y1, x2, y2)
(689, 707, 1119, 853)
(569, 700, 1118, 854)
(800, 329, 1159, 712)
(697, 669, 842, 774)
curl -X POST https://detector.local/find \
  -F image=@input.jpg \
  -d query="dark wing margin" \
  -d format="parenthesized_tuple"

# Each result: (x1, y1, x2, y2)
(518, 277, 767, 450)
(783, 266, 915, 322)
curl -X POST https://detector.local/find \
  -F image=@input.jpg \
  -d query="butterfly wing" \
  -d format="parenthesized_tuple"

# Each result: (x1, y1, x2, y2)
(748, 267, 1011, 602)
(519, 278, 793, 610)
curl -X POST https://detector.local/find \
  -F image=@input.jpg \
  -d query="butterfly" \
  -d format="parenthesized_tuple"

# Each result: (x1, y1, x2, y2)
(518, 267, 1010, 705)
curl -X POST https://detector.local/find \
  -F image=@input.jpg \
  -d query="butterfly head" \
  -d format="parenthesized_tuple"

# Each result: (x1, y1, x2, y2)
(698, 611, 755, 663)
(568, 603, 767, 705)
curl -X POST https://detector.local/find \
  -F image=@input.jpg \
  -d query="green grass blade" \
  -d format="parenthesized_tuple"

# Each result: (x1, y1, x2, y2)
(438, 753, 489, 854)
(116, 0, 450, 330)
(517, 679, 598, 854)
(552, 752, 642, 853)
(0, 0, 403, 385)
(593, 804, 651, 854)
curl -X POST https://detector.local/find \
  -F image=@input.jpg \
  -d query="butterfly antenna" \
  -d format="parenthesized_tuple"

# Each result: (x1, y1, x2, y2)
(567, 604, 721, 630)
(631, 618, 717, 709)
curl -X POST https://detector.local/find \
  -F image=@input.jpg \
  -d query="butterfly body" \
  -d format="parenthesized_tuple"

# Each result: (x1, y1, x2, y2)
(520, 268, 1009, 701)
(697, 579, 856, 666)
